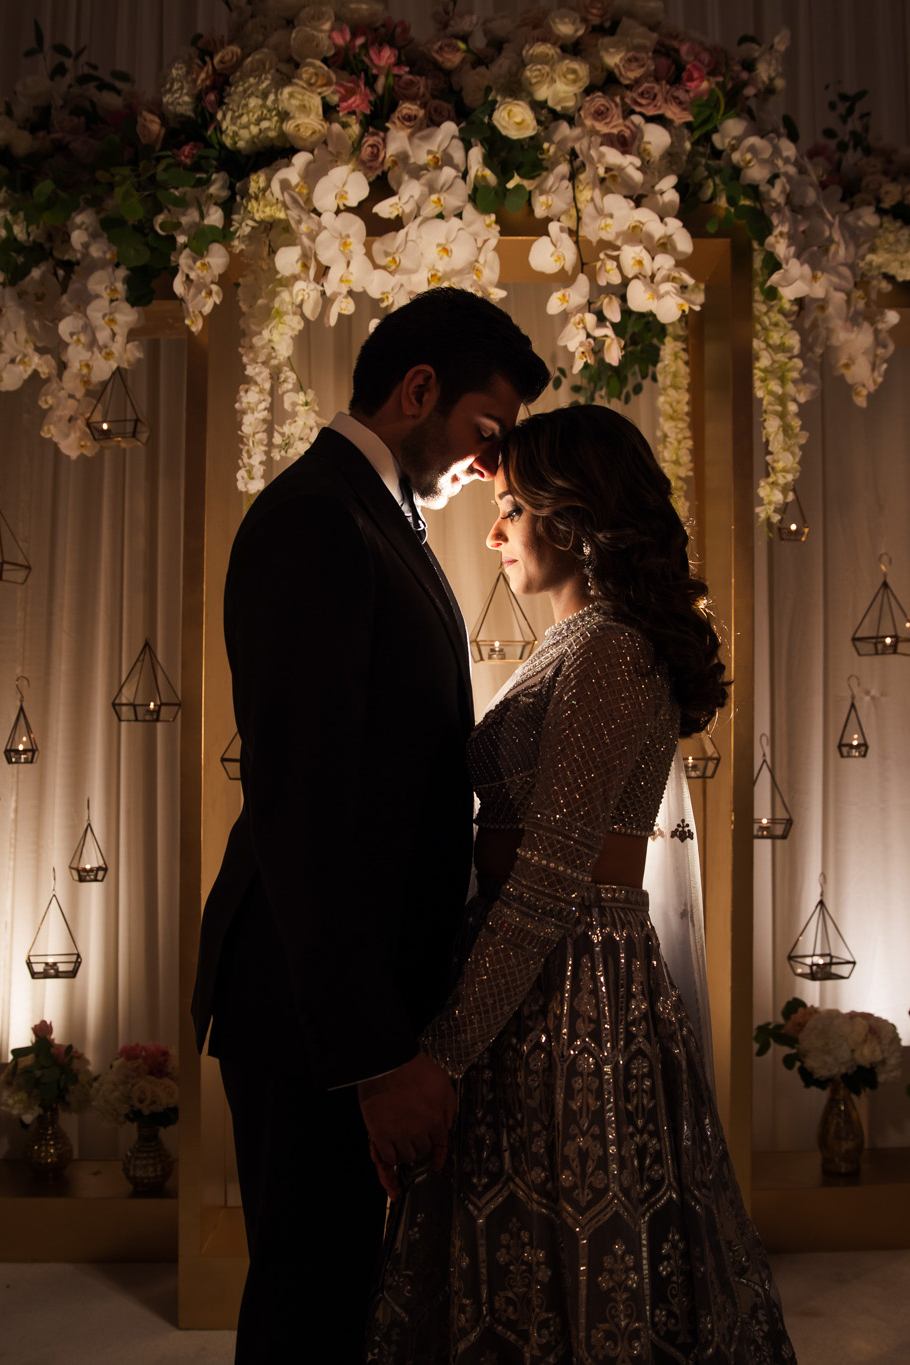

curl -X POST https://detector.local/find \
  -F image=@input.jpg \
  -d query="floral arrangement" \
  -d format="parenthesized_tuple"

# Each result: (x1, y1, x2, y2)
(754, 997, 903, 1097)
(0, 1, 903, 520)
(92, 1041, 179, 1127)
(807, 88, 910, 283)
(0, 1020, 94, 1124)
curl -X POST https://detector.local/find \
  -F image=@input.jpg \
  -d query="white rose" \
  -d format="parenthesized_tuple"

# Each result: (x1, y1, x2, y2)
(290, 25, 334, 62)
(339, 0, 387, 23)
(14, 75, 54, 107)
(284, 109, 328, 150)
(290, 60, 335, 97)
(552, 58, 589, 94)
(280, 82, 325, 117)
(296, 5, 335, 30)
(492, 99, 538, 140)
(239, 48, 279, 79)
(522, 64, 554, 102)
(523, 42, 560, 68)
(547, 8, 587, 43)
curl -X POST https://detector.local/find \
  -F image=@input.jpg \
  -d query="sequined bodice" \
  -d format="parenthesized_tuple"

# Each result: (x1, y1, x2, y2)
(469, 602, 678, 838)
(423, 602, 680, 1077)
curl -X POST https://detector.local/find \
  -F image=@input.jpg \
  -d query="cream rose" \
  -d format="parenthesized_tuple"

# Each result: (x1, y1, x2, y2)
(240, 48, 280, 79)
(290, 26, 333, 62)
(492, 98, 538, 139)
(284, 98, 329, 149)
(522, 63, 555, 102)
(265, 28, 294, 61)
(552, 57, 589, 93)
(546, 7, 587, 43)
(523, 41, 560, 67)
(213, 44, 242, 76)
(297, 5, 336, 30)
(280, 82, 325, 117)
(292, 60, 335, 97)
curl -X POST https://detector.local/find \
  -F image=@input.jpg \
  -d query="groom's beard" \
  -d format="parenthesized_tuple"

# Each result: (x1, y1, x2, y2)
(399, 410, 457, 510)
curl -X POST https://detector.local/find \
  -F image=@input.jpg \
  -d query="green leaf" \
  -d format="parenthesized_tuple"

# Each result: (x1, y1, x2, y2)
(52, 42, 73, 58)
(114, 183, 145, 222)
(106, 224, 151, 267)
(33, 18, 44, 51)
(503, 182, 528, 213)
(705, 215, 718, 234)
(157, 163, 199, 187)
(782, 1052, 798, 1069)
(552, 374, 562, 390)
(782, 114, 799, 143)
(187, 223, 226, 255)
(33, 179, 55, 204)
(474, 181, 500, 215)
(50, 61, 67, 81)
(156, 189, 188, 208)
(156, 218, 182, 235)
(821, 127, 837, 140)
(110, 68, 133, 83)
(22, 47, 39, 59)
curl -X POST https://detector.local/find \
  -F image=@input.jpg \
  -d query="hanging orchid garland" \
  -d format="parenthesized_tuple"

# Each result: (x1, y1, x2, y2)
(0, 2, 905, 520)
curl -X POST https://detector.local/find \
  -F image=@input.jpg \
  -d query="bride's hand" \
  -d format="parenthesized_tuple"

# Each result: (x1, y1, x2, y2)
(369, 1139, 400, 1200)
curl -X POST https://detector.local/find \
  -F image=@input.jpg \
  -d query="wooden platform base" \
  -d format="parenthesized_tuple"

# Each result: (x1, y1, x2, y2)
(0, 1159, 177, 1262)
(752, 1148, 910, 1253)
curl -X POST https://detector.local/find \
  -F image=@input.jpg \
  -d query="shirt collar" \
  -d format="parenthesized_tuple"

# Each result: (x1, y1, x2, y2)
(329, 411, 403, 509)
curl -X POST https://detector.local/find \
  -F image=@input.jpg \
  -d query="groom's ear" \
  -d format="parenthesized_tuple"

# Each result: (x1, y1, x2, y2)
(399, 365, 440, 419)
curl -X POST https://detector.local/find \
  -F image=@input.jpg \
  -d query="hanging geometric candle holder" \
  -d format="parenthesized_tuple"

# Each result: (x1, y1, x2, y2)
(753, 732, 793, 839)
(0, 504, 31, 583)
(86, 367, 150, 448)
(679, 729, 721, 779)
(837, 675, 868, 759)
(777, 484, 809, 542)
(787, 873, 856, 981)
(112, 639, 181, 722)
(220, 730, 241, 780)
(851, 553, 910, 656)
(469, 565, 537, 663)
(26, 870, 82, 980)
(68, 798, 108, 882)
(4, 675, 38, 764)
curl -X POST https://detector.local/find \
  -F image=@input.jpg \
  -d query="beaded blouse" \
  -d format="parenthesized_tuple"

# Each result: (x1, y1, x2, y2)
(422, 601, 680, 1077)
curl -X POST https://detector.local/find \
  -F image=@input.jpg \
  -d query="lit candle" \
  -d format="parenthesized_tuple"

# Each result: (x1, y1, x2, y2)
(790, 522, 797, 532)
(488, 640, 505, 660)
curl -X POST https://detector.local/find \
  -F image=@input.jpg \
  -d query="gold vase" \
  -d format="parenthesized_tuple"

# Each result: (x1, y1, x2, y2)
(24, 1105, 73, 1178)
(817, 1078, 864, 1176)
(122, 1119, 174, 1194)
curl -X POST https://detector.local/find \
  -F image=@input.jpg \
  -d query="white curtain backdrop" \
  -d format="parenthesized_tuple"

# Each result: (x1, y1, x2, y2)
(0, 0, 908, 1158)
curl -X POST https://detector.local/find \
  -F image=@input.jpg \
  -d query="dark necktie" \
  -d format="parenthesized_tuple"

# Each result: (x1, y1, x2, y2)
(399, 474, 427, 544)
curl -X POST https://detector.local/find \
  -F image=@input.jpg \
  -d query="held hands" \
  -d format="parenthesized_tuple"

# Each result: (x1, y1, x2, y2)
(358, 1052, 456, 1200)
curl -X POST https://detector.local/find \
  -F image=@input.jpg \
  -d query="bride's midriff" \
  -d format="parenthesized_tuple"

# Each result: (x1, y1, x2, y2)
(474, 826, 647, 889)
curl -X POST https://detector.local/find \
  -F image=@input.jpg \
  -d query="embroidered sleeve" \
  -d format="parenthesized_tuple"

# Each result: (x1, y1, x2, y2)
(422, 626, 662, 1077)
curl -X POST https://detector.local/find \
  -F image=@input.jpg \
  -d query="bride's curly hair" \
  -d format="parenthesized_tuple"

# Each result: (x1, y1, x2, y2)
(500, 406, 729, 737)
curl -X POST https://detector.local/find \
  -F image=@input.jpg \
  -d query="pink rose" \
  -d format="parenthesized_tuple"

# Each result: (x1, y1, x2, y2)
(392, 72, 429, 107)
(603, 122, 639, 156)
(782, 1006, 815, 1039)
(626, 78, 666, 117)
(388, 101, 426, 134)
(424, 37, 465, 72)
(51, 1044, 68, 1064)
(664, 84, 693, 124)
(681, 62, 709, 97)
(136, 108, 164, 148)
(427, 99, 456, 127)
(33, 1020, 54, 1039)
(175, 141, 203, 166)
(613, 48, 652, 85)
(356, 128, 387, 176)
(679, 39, 713, 69)
(578, 91, 624, 134)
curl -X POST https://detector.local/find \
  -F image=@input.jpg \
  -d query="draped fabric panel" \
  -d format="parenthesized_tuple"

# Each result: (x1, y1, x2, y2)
(0, 1, 908, 1158)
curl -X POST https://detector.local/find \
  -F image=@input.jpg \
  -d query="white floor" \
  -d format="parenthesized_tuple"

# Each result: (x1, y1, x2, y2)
(1, 1252, 909, 1363)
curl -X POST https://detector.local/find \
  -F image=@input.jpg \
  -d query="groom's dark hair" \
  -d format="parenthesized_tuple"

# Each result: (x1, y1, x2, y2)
(350, 288, 550, 415)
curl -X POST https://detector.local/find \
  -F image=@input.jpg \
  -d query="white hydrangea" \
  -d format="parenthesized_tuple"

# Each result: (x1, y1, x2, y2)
(217, 74, 289, 155)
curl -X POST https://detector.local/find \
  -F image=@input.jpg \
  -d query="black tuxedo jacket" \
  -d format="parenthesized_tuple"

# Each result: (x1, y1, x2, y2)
(192, 428, 475, 1089)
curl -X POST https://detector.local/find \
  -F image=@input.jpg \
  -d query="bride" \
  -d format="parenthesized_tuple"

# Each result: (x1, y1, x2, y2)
(367, 405, 795, 1363)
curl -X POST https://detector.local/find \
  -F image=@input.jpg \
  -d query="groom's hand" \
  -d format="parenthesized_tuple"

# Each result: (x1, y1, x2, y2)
(358, 1052, 456, 1171)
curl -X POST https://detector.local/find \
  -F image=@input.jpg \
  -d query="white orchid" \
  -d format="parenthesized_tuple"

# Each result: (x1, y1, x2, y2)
(529, 222, 578, 274)
(311, 165, 370, 215)
(547, 273, 591, 315)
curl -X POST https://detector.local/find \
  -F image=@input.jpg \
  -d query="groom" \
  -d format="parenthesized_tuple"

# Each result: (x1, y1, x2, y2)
(192, 288, 548, 1362)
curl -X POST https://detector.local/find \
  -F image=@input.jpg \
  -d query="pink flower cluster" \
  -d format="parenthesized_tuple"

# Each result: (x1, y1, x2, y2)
(118, 1041, 174, 1079)
(31, 1019, 77, 1065)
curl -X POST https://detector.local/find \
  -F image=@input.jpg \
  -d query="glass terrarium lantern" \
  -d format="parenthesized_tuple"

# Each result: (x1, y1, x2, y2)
(679, 730, 721, 780)
(753, 733, 793, 840)
(220, 730, 241, 780)
(112, 640, 181, 722)
(0, 504, 31, 583)
(837, 676, 868, 759)
(776, 485, 809, 542)
(86, 367, 150, 448)
(787, 875, 856, 981)
(4, 676, 38, 764)
(851, 554, 910, 656)
(26, 872, 82, 980)
(469, 565, 537, 663)
(69, 799, 108, 882)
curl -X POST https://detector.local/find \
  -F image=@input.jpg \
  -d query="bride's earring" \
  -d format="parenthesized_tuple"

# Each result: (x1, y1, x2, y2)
(581, 539, 596, 595)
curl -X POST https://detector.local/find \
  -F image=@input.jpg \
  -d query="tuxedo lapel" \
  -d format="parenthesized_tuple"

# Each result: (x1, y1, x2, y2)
(308, 433, 473, 711)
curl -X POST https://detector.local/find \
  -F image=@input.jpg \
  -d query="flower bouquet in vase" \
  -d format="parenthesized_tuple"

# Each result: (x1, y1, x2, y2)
(0, 1021, 94, 1177)
(754, 998, 903, 1175)
(92, 1043, 178, 1194)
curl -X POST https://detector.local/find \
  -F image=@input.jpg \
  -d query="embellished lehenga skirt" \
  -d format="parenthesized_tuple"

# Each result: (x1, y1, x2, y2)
(366, 885, 796, 1364)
